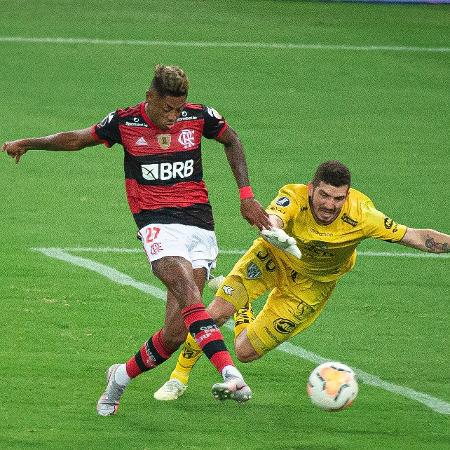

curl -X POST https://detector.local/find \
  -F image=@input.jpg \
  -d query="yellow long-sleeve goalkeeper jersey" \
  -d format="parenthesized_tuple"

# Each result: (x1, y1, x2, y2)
(265, 184, 407, 282)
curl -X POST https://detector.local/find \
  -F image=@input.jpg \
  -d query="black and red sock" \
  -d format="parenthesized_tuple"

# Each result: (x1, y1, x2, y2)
(181, 303, 234, 374)
(125, 329, 172, 378)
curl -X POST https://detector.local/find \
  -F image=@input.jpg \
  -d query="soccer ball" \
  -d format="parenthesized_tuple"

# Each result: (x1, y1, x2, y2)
(307, 362, 358, 411)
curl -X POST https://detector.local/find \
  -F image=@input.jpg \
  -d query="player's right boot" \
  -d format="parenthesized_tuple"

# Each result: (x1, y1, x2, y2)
(154, 379, 187, 401)
(212, 376, 252, 403)
(96, 364, 127, 416)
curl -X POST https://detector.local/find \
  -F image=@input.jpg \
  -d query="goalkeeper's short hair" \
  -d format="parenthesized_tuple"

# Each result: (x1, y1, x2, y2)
(312, 161, 351, 188)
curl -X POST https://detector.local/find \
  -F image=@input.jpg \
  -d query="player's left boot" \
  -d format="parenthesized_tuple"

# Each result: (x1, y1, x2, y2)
(212, 376, 252, 403)
(96, 364, 127, 416)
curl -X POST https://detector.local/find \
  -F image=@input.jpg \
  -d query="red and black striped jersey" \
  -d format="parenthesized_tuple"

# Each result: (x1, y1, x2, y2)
(91, 102, 228, 230)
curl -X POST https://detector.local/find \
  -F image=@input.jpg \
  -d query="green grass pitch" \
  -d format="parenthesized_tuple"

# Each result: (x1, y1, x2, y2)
(0, 1, 449, 449)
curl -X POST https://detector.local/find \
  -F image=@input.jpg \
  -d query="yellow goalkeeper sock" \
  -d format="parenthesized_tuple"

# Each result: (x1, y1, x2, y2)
(169, 333, 203, 385)
(233, 303, 255, 339)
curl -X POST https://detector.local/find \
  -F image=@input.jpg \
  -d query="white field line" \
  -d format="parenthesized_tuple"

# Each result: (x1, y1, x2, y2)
(50, 246, 450, 259)
(32, 247, 450, 415)
(1, 36, 449, 53)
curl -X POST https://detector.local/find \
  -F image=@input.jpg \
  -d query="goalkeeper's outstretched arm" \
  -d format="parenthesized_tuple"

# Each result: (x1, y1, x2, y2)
(399, 228, 449, 253)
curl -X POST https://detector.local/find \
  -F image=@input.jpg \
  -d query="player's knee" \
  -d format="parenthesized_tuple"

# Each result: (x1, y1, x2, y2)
(235, 346, 260, 363)
(152, 258, 202, 305)
(206, 297, 235, 327)
(234, 334, 260, 362)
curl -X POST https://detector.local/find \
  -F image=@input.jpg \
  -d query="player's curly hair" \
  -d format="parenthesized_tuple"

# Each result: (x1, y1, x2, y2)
(312, 160, 351, 187)
(151, 64, 189, 97)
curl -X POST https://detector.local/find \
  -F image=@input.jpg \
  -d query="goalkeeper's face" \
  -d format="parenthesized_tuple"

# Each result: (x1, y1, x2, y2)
(309, 182, 349, 225)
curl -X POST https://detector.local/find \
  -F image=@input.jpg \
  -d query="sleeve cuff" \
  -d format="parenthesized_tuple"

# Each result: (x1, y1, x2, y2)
(215, 122, 229, 139)
(90, 125, 112, 148)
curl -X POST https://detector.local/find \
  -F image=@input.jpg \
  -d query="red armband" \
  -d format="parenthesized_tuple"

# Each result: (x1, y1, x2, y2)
(239, 186, 254, 200)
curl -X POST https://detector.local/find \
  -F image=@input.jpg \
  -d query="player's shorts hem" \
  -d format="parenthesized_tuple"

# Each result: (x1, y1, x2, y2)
(139, 223, 218, 272)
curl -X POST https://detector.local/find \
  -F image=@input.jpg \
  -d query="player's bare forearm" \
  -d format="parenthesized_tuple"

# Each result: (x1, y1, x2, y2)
(268, 214, 284, 229)
(218, 127, 250, 188)
(423, 230, 450, 253)
(399, 228, 450, 253)
(2, 127, 97, 163)
(216, 127, 270, 229)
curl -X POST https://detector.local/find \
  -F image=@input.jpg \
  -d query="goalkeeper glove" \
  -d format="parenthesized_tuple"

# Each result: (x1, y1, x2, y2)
(261, 228, 302, 259)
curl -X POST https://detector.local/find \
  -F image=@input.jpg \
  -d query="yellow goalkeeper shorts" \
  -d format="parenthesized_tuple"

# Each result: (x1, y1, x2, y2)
(216, 239, 336, 355)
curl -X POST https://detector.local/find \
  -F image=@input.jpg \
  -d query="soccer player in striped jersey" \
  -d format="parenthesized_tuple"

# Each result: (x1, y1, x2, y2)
(154, 160, 449, 401)
(2, 65, 271, 415)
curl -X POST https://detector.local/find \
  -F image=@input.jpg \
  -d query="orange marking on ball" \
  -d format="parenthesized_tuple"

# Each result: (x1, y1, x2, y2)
(319, 367, 352, 397)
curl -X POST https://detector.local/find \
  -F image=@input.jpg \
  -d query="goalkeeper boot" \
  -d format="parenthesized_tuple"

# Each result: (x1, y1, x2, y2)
(96, 364, 127, 416)
(154, 379, 187, 401)
(212, 376, 252, 403)
(234, 303, 255, 327)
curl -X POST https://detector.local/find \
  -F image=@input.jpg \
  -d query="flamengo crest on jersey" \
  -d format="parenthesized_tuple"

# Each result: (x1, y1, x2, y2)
(92, 102, 228, 230)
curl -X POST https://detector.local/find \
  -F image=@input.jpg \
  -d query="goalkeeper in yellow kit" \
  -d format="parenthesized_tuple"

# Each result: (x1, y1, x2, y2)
(154, 160, 450, 401)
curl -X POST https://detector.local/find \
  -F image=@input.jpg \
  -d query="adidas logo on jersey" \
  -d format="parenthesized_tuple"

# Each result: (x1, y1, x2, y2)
(135, 137, 149, 146)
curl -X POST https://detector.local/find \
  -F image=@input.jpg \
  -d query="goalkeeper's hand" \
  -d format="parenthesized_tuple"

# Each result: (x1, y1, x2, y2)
(261, 228, 302, 259)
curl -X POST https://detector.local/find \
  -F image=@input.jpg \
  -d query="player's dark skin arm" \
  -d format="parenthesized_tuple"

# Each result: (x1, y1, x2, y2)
(399, 228, 450, 253)
(2, 127, 98, 163)
(215, 126, 271, 230)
